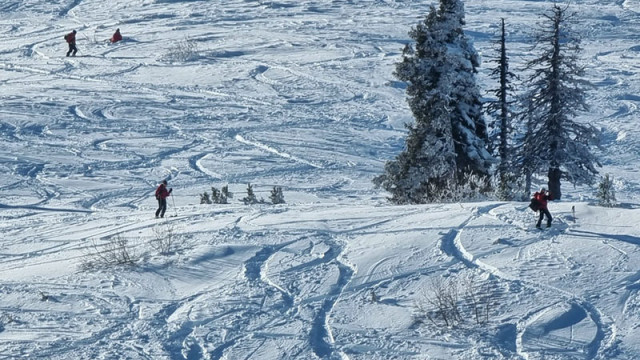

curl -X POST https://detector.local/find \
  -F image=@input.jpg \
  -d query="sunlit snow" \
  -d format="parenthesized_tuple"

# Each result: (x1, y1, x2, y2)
(1, 0, 639, 359)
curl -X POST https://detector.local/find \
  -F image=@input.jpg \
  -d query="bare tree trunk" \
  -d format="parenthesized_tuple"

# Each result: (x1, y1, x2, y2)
(548, 167, 562, 200)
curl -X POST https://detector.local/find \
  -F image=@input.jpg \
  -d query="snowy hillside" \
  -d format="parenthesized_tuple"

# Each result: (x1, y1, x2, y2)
(1, 0, 640, 359)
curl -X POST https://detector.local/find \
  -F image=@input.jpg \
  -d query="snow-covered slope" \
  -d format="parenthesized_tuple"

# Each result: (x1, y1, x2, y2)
(1, 0, 639, 359)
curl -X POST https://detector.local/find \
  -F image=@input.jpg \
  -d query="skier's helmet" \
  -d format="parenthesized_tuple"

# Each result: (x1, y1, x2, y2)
(162, 180, 168, 185)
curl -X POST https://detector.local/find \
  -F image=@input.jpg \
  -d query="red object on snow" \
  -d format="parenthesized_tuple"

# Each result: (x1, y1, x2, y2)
(65, 31, 76, 44)
(532, 190, 551, 210)
(111, 29, 122, 43)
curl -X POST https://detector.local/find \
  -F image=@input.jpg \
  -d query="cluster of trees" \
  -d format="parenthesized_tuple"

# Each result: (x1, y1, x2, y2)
(200, 184, 285, 205)
(375, 0, 601, 203)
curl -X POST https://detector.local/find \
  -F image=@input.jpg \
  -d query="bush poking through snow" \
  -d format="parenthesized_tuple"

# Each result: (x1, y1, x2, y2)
(415, 278, 463, 328)
(201, 185, 233, 204)
(200, 191, 211, 204)
(151, 223, 187, 255)
(214, 185, 232, 204)
(242, 183, 264, 204)
(424, 173, 491, 203)
(163, 36, 199, 62)
(596, 174, 617, 207)
(270, 186, 285, 204)
(414, 276, 495, 328)
(201, 184, 284, 205)
(81, 235, 138, 269)
(463, 276, 493, 325)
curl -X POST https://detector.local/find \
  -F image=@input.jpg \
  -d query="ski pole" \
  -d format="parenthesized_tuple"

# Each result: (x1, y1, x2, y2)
(171, 192, 177, 217)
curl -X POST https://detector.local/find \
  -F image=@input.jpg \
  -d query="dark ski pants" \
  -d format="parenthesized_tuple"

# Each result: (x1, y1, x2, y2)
(156, 198, 167, 218)
(67, 43, 77, 57)
(537, 208, 552, 228)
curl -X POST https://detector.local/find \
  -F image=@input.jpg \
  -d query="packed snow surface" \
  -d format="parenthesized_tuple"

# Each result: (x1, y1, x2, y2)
(1, 0, 640, 359)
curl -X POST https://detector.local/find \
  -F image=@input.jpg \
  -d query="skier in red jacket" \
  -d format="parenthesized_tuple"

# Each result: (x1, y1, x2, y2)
(533, 187, 553, 228)
(110, 28, 122, 43)
(155, 180, 173, 218)
(64, 30, 77, 57)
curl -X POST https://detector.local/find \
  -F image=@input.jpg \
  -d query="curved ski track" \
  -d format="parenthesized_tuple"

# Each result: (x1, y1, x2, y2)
(439, 204, 618, 359)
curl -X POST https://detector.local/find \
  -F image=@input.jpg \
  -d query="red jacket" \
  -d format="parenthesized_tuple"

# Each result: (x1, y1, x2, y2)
(533, 191, 551, 210)
(155, 184, 172, 200)
(65, 31, 76, 44)
(111, 30, 122, 43)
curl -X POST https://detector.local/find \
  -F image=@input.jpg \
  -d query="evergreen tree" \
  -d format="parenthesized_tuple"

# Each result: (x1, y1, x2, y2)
(210, 187, 222, 203)
(202, 185, 233, 204)
(270, 186, 285, 205)
(211, 185, 232, 204)
(373, 0, 492, 204)
(596, 174, 616, 207)
(200, 191, 212, 204)
(485, 18, 518, 200)
(242, 183, 259, 205)
(221, 185, 232, 202)
(513, 97, 541, 198)
(487, 19, 516, 200)
(519, 4, 600, 199)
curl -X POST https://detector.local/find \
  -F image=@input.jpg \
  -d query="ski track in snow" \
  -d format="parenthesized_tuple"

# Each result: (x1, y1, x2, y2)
(234, 134, 323, 169)
(238, 232, 354, 359)
(441, 204, 619, 359)
(2, 0, 640, 358)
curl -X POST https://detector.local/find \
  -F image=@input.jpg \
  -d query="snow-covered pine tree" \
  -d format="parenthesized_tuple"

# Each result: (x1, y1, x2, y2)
(512, 97, 541, 199)
(485, 18, 518, 200)
(373, 0, 492, 204)
(242, 183, 258, 205)
(519, 4, 600, 200)
(596, 174, 616, 207)
(210, 187, 222, 203)
(208, 185, 232, 204)
(200, 191, 212, 204)
(269, 186, 285, 204)
(221, 185, 232, 202)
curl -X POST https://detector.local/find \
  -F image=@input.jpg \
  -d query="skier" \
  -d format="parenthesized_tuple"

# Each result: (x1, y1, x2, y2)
(532, 187, 553, 228)
(155, 180, 173, 218)
(64, 29, 77, 57)
(110, 28, 122, 43)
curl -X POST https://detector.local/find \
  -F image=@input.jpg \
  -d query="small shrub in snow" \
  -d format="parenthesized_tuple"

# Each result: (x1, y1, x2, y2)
(596, 174, 617, 207)
(81, 235, 138, 269)
(202, 185, 233, 204)
(242, 183, 263, 205)
(200, 191, 211, 204)
(414, 276, 496, 328)
(213, 185, 232, 204)
(164, 36, 199, 62)
(415, 278, 463, 328)
(269, 186, 285, 204)
(424, 173, 491, 203)
(151, 223, 187, 255)
(462, 276, 494, 325)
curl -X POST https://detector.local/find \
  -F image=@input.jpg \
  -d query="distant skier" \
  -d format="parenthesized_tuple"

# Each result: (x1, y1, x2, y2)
(64, 29, 77, 57)
(532, 187, 553, 228)
(110, 28, 122, 43)
(155, 180, 173, 218)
